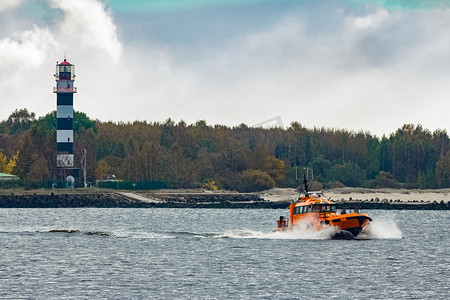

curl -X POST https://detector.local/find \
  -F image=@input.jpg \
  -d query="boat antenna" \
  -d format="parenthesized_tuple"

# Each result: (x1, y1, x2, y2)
(294, 166, 303, 199)
(303, 168, 309, 195)
(295, 166, 300, 186)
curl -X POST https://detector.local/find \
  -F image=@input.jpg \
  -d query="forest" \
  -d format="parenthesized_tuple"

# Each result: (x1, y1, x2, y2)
(0, 108, 449, 191)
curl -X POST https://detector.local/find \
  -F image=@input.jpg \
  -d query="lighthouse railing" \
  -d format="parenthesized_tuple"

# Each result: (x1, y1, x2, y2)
(53, 87, 77, 93)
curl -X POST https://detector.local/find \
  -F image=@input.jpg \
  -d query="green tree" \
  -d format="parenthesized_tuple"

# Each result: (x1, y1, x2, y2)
(237, 169, 275, 192)
(6, 108, 36, 134)
(264, 155, 286, 186)
(25, 155, 50, 188)
(308, 155, 331, 183)
(329, 162, 365, 187)
(370, 171, 401, 188)
(95, 159, 110, 180)
(435, 152, 450, 188)
(14, 132, 38, 179)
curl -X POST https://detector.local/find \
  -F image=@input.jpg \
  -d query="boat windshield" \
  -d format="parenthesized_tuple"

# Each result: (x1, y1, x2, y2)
(312, 204, 337, 212)
(294, 205, 312, 214)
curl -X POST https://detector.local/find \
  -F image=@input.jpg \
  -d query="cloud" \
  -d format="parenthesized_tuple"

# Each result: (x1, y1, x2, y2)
(49, 0, 122, 60)
(0, 0, 24, 12)
(168, 5, 450, 135)
(0, 0, 124, 119)
(0, 24, 60, 116)
(0, 0, 449, 137)
(0, 25, 59, 68)
(350, 8, 389, 29)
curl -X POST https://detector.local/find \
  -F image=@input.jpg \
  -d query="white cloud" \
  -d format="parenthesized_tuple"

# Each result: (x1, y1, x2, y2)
(0, 0, 23, 12)
(0, 24, 60, 117)
(0, 0, 124, 119)
(350, 8, 389, 29)
(49, 0, 122, 60)
(0, 1, 448, 137)
(166, 8, 450, 136)
(0, 25, 60, 68)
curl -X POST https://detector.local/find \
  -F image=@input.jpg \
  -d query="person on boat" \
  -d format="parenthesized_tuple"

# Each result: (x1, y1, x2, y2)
(278, 216, 287, 228)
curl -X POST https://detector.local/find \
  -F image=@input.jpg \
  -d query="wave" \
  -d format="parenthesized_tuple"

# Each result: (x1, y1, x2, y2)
(358, 219, 403, 239)
(217, 229, 338, 240)
(48, 229, 80, 234)
(19, 218, 403, 240)
(108, 231, 176, 239)
(218, 218, 403, 240)
(48, 229, 112, 237)
(165, 231, 219, 238)
(218, 222, 339, 240)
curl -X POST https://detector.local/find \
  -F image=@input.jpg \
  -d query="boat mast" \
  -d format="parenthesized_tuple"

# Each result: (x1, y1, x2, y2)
(303, 169, 309, 195)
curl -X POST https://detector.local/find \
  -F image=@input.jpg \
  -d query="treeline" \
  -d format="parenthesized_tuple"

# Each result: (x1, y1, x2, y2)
(0, 108, 449, 191)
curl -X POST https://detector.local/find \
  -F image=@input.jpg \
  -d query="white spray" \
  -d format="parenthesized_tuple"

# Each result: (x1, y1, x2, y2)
(357, 219, 403, 239)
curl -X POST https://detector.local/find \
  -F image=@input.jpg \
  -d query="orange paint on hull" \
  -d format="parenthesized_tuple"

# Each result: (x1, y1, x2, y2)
(275, 195, 372, 238)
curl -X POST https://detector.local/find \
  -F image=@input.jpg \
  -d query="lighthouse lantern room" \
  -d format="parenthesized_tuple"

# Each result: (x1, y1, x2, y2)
(54, 58, 77, 176)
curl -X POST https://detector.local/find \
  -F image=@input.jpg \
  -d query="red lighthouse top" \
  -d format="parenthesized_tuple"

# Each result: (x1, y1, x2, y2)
(59, 59, 71, 66)
(55, 57, 75, 82)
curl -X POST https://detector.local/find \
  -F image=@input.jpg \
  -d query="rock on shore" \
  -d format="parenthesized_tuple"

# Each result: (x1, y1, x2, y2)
(0, 188, 448, 209)
(0, 193, 141, 208)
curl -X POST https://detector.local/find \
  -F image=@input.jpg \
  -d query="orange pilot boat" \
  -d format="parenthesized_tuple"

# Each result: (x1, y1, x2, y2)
(275, 173, 372, 239)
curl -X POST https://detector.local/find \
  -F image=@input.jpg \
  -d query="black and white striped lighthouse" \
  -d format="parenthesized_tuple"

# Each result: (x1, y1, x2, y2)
(54, 58, 76, 173)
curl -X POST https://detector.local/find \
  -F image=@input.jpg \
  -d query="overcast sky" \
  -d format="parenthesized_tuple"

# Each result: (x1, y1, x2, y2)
(0, 0, 449, 137)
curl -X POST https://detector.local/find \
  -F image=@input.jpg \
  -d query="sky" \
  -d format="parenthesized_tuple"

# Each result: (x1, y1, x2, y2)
(0, 0, 449, 137)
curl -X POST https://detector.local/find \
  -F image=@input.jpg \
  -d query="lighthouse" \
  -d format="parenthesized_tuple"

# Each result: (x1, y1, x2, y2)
(54, 58, 78, 184)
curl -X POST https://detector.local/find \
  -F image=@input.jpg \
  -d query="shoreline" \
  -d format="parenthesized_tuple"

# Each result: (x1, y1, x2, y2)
(0, 187, 449, 209)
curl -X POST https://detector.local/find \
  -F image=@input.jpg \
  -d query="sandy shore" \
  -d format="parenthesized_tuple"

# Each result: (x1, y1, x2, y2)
(1, 187, 448, 208)
(3, 187, 450, 203)
(260, 187, 450, 203)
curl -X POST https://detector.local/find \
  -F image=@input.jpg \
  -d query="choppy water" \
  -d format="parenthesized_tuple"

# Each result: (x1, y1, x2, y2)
(0, 208, 448, 299)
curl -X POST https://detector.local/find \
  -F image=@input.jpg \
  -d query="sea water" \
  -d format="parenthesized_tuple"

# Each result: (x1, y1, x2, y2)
(0, 208, 448, 299)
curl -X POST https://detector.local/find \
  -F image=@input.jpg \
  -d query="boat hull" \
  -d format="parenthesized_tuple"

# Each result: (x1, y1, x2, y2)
(274, 174, 372, 238)
(275, 214, 372, 238)
(328, 215, 372, 237)
(331, 230, 356, 240)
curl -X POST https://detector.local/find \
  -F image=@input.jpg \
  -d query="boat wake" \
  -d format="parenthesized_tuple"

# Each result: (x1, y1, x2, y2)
(218, 228, 337, 240)
(219, 219, 340, 240)
(46, 229, 177, 239)
(29, 218, 402, 240)
(218, 218, 402, 240)
(358, 219, 403, 239)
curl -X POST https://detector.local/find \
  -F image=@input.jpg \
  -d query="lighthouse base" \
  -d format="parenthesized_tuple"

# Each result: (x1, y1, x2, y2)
(54, 167, 80, 188)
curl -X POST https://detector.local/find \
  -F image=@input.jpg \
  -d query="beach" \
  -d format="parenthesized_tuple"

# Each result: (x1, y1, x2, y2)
(0, 187, 448, 209)
(260, 187, 450, 204)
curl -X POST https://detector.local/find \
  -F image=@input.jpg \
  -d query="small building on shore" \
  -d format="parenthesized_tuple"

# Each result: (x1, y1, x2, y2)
(0, 173, 20, 180)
